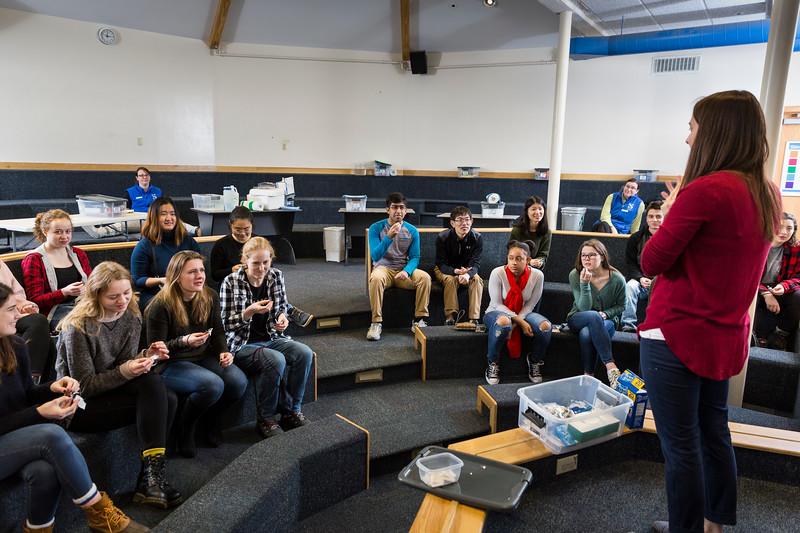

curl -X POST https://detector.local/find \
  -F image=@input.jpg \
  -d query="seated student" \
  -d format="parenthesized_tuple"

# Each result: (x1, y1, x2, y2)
(483, 240, 551, 385)
(621, 201, 663, 332)
(131, 197, 200, 310)
(366, 192, 431, 341)
(210, 207, 313, 327)
(22, 210, 91, 331)
(0, 259, 53, 382)
(591, 178, 644, 235)
(220, 237, 313, 439)
(55, 262, 181, 509)
(754, 212, 800, 350)
(0, 282, 148, 533)
(126, 166, 200, 236)
(509, 196, 552, 269)
(434, 206, 483, 325)
(145, 251, 247, 458)
(566, 239, 626, 387)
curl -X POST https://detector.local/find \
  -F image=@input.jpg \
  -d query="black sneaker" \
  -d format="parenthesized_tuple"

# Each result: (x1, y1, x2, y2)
(289, 306, 314, 328)
(526, 355, 543, 384)
(256, 418, 284, 439)
(621, 324, 637, 333)
(485, 362, 500, 385)
(445, 318, 456, 326)
(280, 411, 308, 431)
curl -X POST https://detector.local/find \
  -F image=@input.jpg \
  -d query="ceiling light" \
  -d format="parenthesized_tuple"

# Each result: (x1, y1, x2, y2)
(484, 0, 497, 6)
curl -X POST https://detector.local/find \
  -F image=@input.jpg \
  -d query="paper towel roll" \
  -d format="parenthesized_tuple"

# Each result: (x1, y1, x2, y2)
(240, 200, 265, 211)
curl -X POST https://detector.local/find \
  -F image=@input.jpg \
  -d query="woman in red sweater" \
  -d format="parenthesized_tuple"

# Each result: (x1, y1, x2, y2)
(639, 91, 781, 533)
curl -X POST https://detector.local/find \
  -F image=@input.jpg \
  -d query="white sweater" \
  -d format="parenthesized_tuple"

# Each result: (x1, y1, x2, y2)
(484, 266, 544, 318)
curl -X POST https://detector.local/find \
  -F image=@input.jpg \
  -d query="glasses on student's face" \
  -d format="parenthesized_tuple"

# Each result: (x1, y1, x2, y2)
(454, 217, 472, 224)
(581, 253, 599, 259)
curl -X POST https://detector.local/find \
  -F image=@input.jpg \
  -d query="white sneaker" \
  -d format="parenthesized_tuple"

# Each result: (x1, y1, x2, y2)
(411, 319, 428, 332)
(485, 362, 500, 385)
(366, 322, 382, 341)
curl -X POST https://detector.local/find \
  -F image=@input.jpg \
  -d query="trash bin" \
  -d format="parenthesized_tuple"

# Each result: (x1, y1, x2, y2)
(324, 227, 345, 262)
(560, 207, 587, 231)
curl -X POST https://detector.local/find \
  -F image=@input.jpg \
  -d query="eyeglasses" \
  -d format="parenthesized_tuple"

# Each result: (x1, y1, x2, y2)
(581, 253, 599, 259)
(453, 217, 472, 223)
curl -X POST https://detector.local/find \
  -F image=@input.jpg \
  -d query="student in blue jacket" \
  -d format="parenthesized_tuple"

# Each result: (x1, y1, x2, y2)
(131, 197, 200, 310)
(592, 178, 644, 234)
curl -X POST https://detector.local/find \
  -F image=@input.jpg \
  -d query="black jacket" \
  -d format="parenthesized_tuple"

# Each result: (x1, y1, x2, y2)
(625, 227, 655, 281)
(435, 229, 482, 277)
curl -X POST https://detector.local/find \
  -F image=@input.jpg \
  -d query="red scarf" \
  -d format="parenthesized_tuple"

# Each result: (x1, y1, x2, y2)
(504, 265, 531, 358)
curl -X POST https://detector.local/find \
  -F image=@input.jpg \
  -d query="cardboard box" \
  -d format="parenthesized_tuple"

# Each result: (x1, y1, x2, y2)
(614, 370, 649, 429)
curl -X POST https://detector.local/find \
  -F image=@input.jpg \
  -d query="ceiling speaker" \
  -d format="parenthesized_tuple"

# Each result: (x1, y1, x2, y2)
(410, 51, 428, 75)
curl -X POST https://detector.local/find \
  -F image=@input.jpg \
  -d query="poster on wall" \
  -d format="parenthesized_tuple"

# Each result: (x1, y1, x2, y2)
(780, 141, 800, 196)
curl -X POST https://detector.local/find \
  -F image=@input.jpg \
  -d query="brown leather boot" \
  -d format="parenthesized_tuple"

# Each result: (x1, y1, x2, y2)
(83, 491, 149, 532)
(22, 524, 54, 533)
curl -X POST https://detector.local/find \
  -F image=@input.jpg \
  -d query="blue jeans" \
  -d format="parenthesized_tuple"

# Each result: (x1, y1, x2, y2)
(483, 310, 552, 364)
(640, 339, 736, 532)
(235, 337, 313, 420)
(0, 424, 95, 525)
(622, 279, 649, 328)
(161, 355, 248, 411)
(567, 310, 616, 373)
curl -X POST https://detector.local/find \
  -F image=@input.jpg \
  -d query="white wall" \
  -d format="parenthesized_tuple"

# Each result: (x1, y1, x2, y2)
(1, 7, 799, 175)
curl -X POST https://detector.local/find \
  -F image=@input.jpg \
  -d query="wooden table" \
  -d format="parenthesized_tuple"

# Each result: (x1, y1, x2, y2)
(0, 211, 147, 251)
(339, 208, 415, 263)
(436, 213, 518, 229)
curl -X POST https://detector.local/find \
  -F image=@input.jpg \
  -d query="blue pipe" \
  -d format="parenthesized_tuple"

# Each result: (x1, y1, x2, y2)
(570, 19, 800, 59)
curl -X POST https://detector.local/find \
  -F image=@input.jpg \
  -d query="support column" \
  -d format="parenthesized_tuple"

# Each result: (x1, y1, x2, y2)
(546, 10, 573, 230)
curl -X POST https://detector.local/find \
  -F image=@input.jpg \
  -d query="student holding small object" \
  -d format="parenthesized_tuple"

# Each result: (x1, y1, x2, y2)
(220, 237, 313, 439)
(483, 240, 551, 385)
(210, 207, 313, 327)
(434, 206, 483, 326)
(639, 91, 781, 533)
(592, 178, 644, 235)
(753, 212, 800, 351)
(566, 239, 625, 388)
(22, 209, 92, 331)
(145, 251, 247, 458)
(55, 262, 181, 509)
(0, 282, 149, 533)
(131, 197, 200, 310)
(509, 195, 552, 269)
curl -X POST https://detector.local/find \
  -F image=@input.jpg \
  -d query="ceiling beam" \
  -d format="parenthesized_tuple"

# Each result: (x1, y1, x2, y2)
(207, 0, 232, 50)
(401, 0, 410, 67)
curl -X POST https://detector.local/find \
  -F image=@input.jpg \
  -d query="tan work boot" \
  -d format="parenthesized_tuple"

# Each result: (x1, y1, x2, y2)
(83, 491, 149, 532)
(22, 524, 54, 533)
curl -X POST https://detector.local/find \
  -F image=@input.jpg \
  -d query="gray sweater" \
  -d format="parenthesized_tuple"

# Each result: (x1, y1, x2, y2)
(56, 310, 143, 399)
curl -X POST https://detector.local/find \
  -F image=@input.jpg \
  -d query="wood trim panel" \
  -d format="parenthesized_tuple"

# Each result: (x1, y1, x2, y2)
(312, 352, 318, 402)
(409, 495, 484, 533)
(475, 385, 498, 434)
(414, 326, 428, 381)
(401, 0, 410, 64)
(334, 414, 371, 490)
(207, 0, 232, 50)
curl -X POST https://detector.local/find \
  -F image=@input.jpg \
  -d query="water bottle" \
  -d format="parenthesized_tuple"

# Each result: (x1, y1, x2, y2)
(223, 186, 239, 211)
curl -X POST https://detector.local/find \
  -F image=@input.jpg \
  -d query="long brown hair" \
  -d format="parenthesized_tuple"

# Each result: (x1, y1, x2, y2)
(141, 197, 187, 246)
(0, 283, 17, 377)
(682, 90, 780, 241)
(574, 239, 617, 273)
(150, 250, 212, 329)
(57, 261, 139, 335)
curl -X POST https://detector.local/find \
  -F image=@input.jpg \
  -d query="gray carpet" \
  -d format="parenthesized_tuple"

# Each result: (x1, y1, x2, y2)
(301, 328, 420, 378)
(280, 259, 368, 316)
(302, 378, 490, 458)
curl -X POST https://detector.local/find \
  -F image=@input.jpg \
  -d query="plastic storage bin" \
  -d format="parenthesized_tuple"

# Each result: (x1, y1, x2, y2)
(633, 169, 658, 182)
(248, 188, 284, 210)
(560, 206, 587, 231)
(343, 195, 368, 212)
(416, 452, 464, 488)
(323, 226, 345, 262)
(517, 375, 633, 455)
(481, 201, 505, 218)
(192, 194, 224, 210)
(76, 195, 127, 217)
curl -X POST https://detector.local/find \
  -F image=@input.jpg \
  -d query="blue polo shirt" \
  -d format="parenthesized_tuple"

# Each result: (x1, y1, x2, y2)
(126, 184, 162, 212)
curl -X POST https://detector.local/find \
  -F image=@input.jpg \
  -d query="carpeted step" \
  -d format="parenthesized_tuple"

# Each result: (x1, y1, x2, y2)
(302, 329, 422, 394)
(301, 378, 489, 459)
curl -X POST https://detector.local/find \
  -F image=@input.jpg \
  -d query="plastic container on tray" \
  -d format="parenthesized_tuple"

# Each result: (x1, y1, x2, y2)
(416, 452, 464, 488)
(192, 194, 224, 210)
(517, 375, 633, 454)
(342, 195, 367, 212)
(76, 195, 127, 217)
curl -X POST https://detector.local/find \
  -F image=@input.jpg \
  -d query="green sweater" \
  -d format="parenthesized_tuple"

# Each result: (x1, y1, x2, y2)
(567, 269, 626, 326)
(508, 226, 552, 267)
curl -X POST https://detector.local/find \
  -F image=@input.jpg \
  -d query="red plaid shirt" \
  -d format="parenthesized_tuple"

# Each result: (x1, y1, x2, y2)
(21, 247, 92, 317)
(759, 242, 800, 294)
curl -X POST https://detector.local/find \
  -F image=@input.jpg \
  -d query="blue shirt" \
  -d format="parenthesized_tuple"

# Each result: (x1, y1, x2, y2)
(368, 219, 420, 274)
(126, 184, 162, 213)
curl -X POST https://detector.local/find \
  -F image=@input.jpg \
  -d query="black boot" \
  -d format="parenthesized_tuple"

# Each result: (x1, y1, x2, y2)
(133, 455, 169, 509)
(152, 454, 183, 507)
(177, 399, 204, 458)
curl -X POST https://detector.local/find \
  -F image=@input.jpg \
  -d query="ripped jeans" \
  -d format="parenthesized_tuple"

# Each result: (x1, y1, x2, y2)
(483, 310, 552, 364)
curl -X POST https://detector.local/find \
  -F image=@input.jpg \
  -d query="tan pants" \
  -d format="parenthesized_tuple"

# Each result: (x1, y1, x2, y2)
(369, 266, 431, 323)
(434, 267, 484, 321)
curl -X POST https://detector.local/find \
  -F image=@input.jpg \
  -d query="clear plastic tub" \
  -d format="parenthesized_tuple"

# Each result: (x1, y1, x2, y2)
(76, 195, 127, 217)
(633, 169, 658, 182)
(192, 194, 224, 210)
(416, 452, 464, 488)
(517, 375, 633, 455)
(481, 201, 505, 218)
(343, 195, 367, 212)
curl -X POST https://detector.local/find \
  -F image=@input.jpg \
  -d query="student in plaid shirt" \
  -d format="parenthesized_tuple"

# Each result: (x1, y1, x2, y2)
(219, 237, 312, 439)
(754, 212, 800, 351)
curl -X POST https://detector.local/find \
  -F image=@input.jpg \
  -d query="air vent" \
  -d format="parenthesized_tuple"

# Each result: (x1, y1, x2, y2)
(651, 55, 700, 74)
